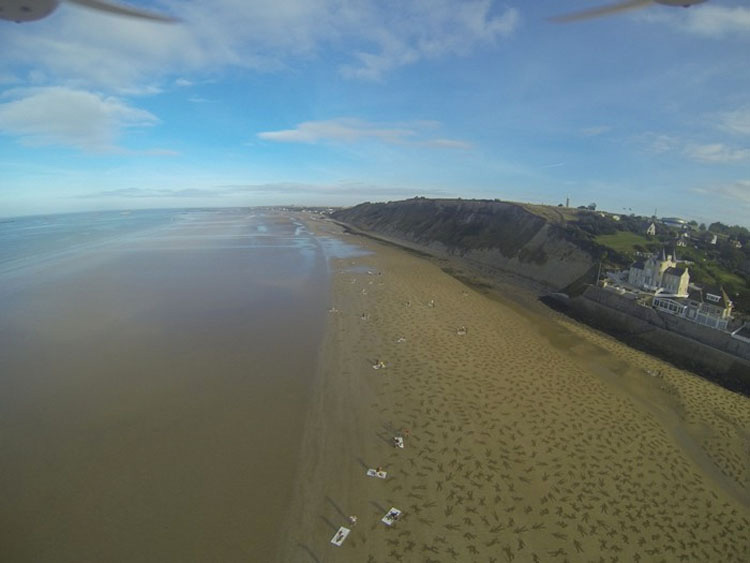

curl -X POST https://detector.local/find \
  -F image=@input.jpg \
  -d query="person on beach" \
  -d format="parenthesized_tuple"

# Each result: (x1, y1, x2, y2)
(348, 515, 358, 526)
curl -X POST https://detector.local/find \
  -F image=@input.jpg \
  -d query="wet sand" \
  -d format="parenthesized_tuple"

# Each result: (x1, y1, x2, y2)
(0, 211, 329, 562)
(281, 219, 749, 562)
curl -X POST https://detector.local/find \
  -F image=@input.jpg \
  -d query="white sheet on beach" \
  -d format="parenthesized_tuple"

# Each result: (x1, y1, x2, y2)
(330, 526, 350, 546)
(367, 468, 387, 479)
(381, 508, 402, 526)
(393, 436, 404, 448)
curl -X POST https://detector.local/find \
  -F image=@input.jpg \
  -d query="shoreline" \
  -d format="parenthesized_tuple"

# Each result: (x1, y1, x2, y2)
(278, 218, 749, 562)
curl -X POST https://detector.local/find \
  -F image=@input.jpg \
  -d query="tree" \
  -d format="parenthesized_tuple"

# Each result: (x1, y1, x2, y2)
(699, 223, 706, 231)
(587, 202, 597, 211)
(709, 222, 729, 234)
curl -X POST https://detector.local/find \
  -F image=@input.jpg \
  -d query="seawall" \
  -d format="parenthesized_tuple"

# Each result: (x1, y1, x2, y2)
(550, 286, 750, 395)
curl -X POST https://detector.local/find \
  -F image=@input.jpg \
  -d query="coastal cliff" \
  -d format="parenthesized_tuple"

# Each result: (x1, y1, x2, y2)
(331, 198, 595, 290)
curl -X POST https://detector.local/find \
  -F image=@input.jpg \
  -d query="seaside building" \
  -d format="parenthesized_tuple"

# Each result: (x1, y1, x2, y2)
(609, 249, 735, 332)
(627, 249, 689, 297)
(653, 286, 734, 330)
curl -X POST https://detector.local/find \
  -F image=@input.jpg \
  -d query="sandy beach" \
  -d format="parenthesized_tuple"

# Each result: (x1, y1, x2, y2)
(280, 218, 749, 562)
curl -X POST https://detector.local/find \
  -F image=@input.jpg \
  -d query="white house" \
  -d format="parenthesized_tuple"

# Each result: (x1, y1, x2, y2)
(627, 249, 689, 296)
(646, 222, 656, 236)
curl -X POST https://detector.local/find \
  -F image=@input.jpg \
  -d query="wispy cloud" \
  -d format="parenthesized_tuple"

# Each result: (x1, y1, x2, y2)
(78, 187, 217, 199)
(676, 5, 750, 37)
(79, 182, 449, 199)
(0, 1, 520, 91)
(636, 132, 681, 154)
(580, 125, 611, 137)
(640, 4, 750, 37)
(692, 180, 750, 206)
(0, 86, 158, 150)
(685, 143, 750, 163)
(258, 119, 415, 144)
(340, 2, 519, 80)
(258, 118, 470, 149)
(0, 72, 20, 85)
(636, 132, 750, 163)
(716, 106, 750, 136)
(216, 182, 447, 197)
(422, 138, 472, 150)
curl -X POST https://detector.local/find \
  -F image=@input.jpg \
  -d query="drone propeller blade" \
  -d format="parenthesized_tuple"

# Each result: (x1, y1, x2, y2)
(66, 0, 178, 22)
(550, 0, 653, 23)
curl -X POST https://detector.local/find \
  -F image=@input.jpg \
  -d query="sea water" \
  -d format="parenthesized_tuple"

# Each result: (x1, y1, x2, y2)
(0, 208, 354, 562)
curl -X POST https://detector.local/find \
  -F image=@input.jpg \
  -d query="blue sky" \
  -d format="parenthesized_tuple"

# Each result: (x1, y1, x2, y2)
(1, 1, 749, 225)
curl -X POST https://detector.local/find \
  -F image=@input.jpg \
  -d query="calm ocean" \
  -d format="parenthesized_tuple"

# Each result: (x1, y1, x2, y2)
(0, 208, 356, 561)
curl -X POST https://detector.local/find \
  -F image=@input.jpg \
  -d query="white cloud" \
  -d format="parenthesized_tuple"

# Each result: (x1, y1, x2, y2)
(258, 118, 415, 144)
(641, 5, 750, 37)
(258, 118, 470, 149)
(0, 87, 158, 150)
(0, 1, 519, 91)
(685, 143, 750, 163)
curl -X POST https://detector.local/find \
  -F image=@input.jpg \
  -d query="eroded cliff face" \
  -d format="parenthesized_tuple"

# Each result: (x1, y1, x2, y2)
(331, 198, 594, 290)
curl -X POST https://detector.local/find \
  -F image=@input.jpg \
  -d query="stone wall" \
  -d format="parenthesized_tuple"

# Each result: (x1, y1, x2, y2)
(582, 286, 750, 361)
(558, 286, 750, 395)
